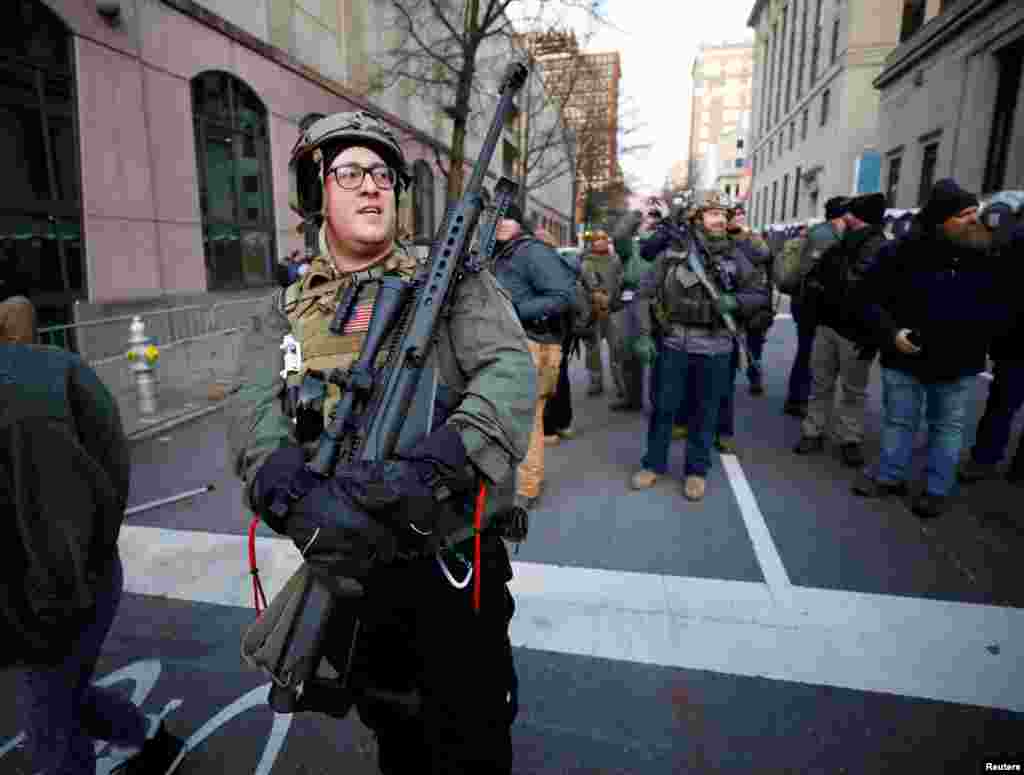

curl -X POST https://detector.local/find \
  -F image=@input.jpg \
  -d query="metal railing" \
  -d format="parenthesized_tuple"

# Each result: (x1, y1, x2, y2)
(37, 294, 274, 364)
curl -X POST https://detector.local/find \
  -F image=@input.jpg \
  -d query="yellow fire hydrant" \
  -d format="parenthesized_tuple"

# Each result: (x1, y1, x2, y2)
(126, 315, 159, 417)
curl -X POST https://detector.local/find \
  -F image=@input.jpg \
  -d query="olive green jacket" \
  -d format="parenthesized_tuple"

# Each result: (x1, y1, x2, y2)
(225, 263, 537, 519)
(581, 250, 624, 311)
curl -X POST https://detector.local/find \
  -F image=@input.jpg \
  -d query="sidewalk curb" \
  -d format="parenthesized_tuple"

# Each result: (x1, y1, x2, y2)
(127, 402, 227, 443)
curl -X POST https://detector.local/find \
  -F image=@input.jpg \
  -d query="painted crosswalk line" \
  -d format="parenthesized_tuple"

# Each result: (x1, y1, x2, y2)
(118, 525, 1024, 713)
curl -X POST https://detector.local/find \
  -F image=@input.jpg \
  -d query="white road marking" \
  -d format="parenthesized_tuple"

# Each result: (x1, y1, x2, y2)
(719, 455, 792, 598)
(119, 526, 1024, 713)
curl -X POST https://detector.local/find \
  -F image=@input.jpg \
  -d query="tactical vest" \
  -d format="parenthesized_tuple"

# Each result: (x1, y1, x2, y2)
(277, 246, 518, 545)
(653, 249, 719, 329)
(282, 250, 421, 423)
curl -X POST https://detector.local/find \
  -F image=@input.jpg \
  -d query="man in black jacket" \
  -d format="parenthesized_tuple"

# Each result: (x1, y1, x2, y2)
(852, 179, 1015, 518)
(3, 341, 184, 773)
(493, 203, 573, 507)
(795, 192, 888, 467)
(958, 219, 1024, 485)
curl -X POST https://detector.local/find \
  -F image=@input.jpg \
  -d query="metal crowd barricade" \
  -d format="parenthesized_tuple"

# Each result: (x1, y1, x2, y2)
(36, 294, 275, 366)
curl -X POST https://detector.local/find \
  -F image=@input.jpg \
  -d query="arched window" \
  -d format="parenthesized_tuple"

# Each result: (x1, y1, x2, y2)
(0, 0, 83, 337)
(192, 71, 276, 290)
(411, 159, 435, 244)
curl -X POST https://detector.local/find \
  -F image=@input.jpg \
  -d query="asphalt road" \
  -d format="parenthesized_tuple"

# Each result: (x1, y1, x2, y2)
(2, 314, 1022, 774)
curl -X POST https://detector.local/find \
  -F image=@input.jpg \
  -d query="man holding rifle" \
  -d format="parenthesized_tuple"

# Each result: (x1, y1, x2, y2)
(227, 108, 535, 773)
(629, 193, 770, 501)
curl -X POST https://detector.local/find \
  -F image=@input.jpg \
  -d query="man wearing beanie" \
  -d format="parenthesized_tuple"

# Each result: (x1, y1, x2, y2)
(782, 196, 850, 417)
(492, 201, 574, 508)
(795, 192, 888, 467)
(852, 178, 1015, 518)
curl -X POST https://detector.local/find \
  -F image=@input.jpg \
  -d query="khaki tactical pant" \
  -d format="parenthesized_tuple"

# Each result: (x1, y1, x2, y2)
(518, 340, 561, 499)
(802, 325, 875, 444)
(0, 296, 36, 344)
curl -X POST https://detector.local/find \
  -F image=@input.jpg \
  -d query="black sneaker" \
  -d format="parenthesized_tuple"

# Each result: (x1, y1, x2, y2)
(911, 492, 949, 520)
(783, 401, 808, 418)
(793, 435, 824, 455)
(111, 721, 186, 775)
(852, 472, 908, 498)
(749, 382, 765, 396)
(957, 459, 999, 484)
(840, 443, 865, 468)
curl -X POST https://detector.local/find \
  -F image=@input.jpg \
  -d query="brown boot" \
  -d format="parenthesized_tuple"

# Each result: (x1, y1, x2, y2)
(631, 469, 658, 490)
(683, 475, 706, 501)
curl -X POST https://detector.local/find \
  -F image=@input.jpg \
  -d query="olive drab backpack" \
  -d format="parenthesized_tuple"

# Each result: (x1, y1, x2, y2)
(773, 236, 807, 295)
(553, 248, 595, 341)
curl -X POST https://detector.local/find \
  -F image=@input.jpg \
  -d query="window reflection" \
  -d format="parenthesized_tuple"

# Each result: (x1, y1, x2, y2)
(192, 72, 275, 290)
(0, 1, 84, 326)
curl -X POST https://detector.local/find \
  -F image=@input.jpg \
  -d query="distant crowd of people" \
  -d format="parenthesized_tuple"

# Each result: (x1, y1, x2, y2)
(488, 180, 1024, 520)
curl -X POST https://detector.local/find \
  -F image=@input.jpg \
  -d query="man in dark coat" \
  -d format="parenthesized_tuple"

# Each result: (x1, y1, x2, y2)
(958, 218, 1024, 485)
(3, 339, 184, 773)
(783, 196, 850, 417)
(795, 192, 888, 468)
(852, 179, 1015, 518)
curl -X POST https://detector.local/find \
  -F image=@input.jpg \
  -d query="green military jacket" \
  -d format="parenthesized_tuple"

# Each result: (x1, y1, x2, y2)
(226, 243, 537, 530)
(580, 250, 624, 313)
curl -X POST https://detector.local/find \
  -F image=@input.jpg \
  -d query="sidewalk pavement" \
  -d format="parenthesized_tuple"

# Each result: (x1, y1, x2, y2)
(120, 378, 238, 442)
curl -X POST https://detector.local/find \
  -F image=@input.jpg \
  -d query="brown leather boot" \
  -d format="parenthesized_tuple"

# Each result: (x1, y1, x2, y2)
(683, 476, 706, 501)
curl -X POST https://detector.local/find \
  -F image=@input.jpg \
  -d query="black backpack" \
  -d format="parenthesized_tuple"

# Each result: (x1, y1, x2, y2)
(555, 249, 596, 340)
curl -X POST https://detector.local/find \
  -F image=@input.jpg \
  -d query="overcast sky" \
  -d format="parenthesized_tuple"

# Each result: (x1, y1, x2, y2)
(586, 0, 757, 194)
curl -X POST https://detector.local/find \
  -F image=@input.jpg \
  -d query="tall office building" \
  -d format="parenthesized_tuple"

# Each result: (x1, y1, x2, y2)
(529, 31, 623, 222)
(875, 0, 1024, 208)
(687, 41, 755, 201)
(746, 0, 904, 228)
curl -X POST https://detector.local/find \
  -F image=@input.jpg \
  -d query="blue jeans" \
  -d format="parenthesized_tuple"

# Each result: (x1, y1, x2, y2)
(971, 360, 1024, 466)
(644, 347, 732, 477)
(15, 552, 148, 775)
(876, 368, 974, 497)
(676, 343, 738, 436)
(787, 299, 815, 405)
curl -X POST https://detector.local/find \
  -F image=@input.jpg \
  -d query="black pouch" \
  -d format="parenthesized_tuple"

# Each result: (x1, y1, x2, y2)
(295, 371, 327, 443)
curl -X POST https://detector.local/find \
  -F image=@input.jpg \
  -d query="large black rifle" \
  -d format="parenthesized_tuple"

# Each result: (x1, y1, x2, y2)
(260, 61, 529, 715)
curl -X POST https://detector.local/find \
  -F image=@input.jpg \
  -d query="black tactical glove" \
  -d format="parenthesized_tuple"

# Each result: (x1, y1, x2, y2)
(285, 477, 397, 577)
(336, 424, 475, 547)
(251, 446, 307, 534)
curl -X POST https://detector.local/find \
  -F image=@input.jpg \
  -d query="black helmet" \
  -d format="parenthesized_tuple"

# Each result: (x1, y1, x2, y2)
(289, 110, 410, 219)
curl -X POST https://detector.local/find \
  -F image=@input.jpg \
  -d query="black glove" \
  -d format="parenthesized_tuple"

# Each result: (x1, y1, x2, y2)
(251, 446, 307, 533)
(336, 424, 475, 544)
(285, 477, 396, 577)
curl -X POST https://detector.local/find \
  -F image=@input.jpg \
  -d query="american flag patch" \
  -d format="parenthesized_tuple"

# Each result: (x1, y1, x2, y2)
(342, 301, 374, 334)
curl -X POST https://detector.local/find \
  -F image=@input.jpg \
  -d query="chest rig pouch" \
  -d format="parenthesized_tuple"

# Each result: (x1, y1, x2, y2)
(657, 250, 717, 328)
(282, 251, 462, 456)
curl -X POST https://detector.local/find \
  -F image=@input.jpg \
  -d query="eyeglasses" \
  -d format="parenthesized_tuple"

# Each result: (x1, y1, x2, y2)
(327, 163, 397, 191)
